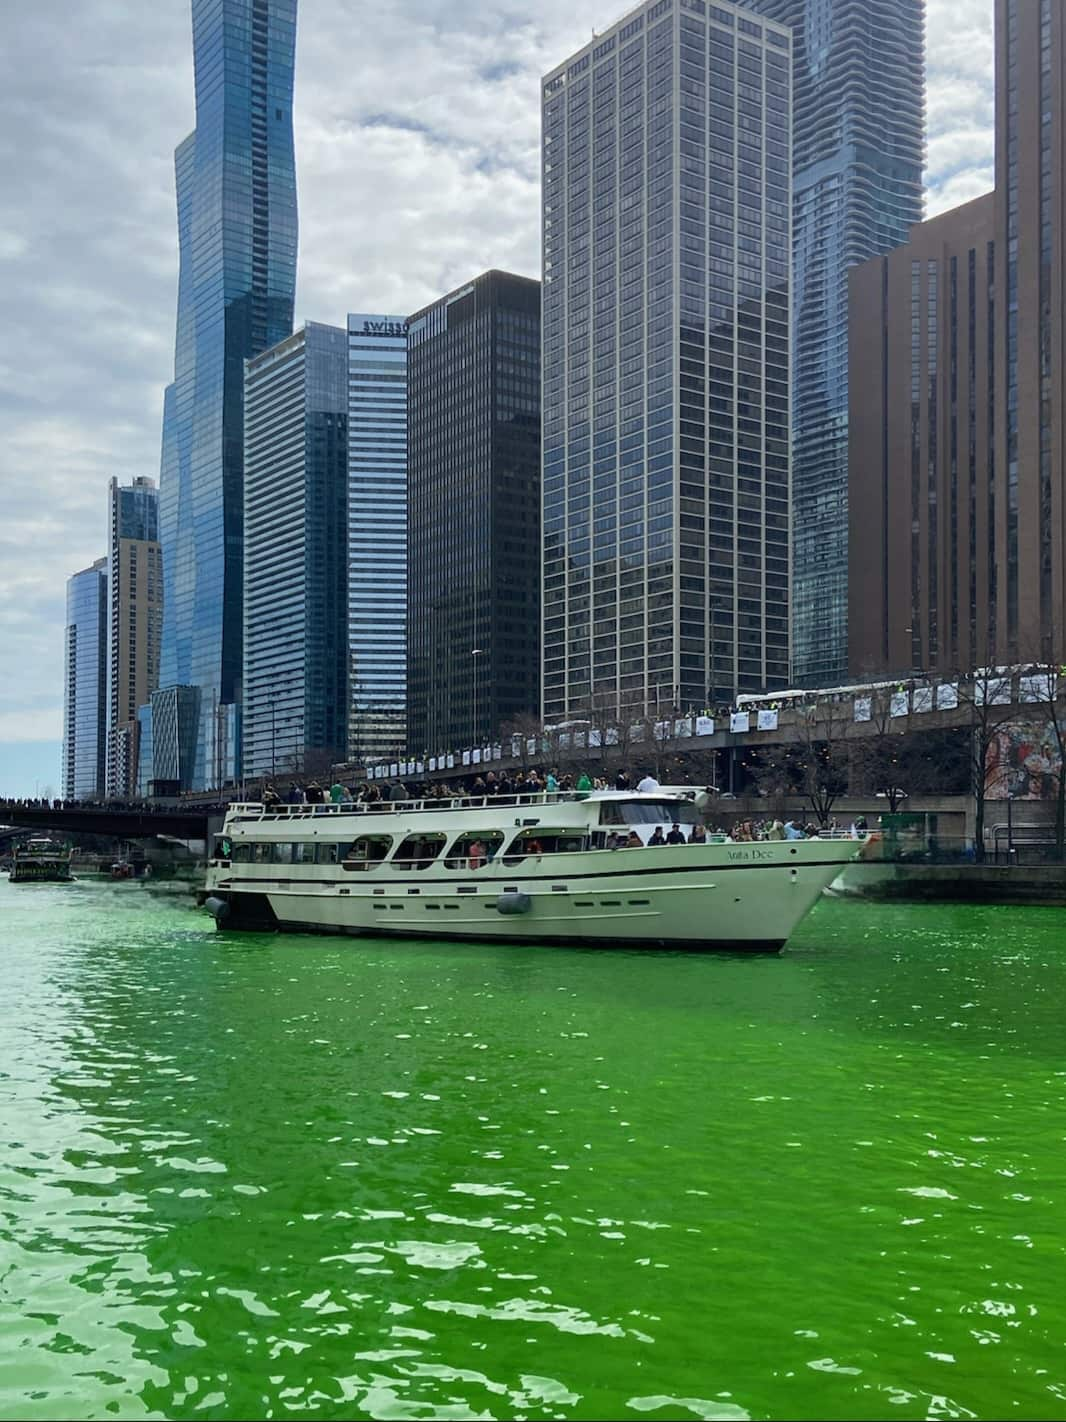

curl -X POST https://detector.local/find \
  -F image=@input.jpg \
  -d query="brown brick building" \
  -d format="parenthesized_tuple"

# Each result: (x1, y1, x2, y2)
(849, 0, 1066, 679)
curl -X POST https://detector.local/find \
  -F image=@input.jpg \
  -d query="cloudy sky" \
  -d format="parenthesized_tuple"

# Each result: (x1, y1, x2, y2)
(0, 0, 994, 796)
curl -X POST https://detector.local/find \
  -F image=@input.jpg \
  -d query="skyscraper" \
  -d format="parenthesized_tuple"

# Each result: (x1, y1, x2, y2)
(106, 477, 162, 797)
(849, 0, 1066, 679)
(407, 271, 541, 753)
(542, 0, 792, 724)
(347, 313, 408, 763)
(739, 0, 925, 685)
(62, 559, 108, 801)
(156, 0, 298, 790)
(242, 324, 349, 781)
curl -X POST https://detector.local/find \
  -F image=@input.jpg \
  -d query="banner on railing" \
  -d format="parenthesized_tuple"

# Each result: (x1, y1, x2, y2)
(756, 709, 778, 731)
(890, 692, 909, 718)
(675, 717, 693, 737)
(913, 687, 933, 713)
(936, 683, 958, 709)
(730, 712, 750, 733)
(462, 751, 471, 765)
(1020, 673, 1056, 703)
(853, 696, 871, 722)
(695, 715, 715, 737)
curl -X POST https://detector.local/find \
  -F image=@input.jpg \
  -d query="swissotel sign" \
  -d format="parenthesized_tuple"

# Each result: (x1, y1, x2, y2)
(362, 320, 406, 337)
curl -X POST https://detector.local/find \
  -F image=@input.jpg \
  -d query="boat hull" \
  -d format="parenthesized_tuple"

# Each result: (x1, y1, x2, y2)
(202, 842, 857, 952)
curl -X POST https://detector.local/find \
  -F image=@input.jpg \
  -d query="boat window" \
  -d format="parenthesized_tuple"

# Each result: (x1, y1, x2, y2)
(230, 842, 253, 863)
(502, 829, 587, 864)
(214, 835, 232, 860)
(598, 799, 700, 827)
(273, 842, 294, 865)
(342, 835, 393, 871)
(253, 843, 272, 864)
(315, 843, 342, 865)
(445, 831, 505, 870)
(292, 842, 315, 864)
(393, 834, 447, 871)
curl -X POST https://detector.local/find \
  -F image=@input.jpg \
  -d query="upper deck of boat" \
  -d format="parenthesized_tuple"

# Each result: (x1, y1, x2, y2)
(224, 788, 703, 834)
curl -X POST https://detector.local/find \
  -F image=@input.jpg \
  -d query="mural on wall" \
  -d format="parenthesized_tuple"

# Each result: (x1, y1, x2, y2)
(985, 722, 1065, 800)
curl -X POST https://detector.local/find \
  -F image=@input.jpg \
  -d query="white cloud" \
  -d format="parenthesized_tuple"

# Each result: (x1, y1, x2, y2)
(0, 0, 996, 793)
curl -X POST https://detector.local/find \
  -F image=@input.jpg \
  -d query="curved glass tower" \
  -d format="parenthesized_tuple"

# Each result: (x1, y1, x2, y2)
(157, 0, 298, 789)
(741, 0, 925, 685)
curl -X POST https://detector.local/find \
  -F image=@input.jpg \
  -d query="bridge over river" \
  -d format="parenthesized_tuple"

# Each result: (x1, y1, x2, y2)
(0, 805, 215, 843)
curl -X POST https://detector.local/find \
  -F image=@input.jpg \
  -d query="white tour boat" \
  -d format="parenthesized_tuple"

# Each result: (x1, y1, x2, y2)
(201, 788, 861, 952)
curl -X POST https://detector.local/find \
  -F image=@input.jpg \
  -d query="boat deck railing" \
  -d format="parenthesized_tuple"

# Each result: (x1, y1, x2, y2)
(228, 791, 630, 821)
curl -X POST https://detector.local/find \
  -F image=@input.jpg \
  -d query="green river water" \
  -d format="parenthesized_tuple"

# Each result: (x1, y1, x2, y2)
(0, 876, 1064, 1422)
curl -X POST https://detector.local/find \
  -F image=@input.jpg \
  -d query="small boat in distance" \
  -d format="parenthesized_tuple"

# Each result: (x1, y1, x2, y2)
(201, 788, 862, 953)
(10, 839, 74, 884)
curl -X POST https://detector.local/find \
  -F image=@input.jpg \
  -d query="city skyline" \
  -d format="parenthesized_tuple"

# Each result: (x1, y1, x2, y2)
(2, 0, 997, 794)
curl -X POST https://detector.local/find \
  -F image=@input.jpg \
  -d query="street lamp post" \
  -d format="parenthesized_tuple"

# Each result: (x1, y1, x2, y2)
(471, 649, 485, 751)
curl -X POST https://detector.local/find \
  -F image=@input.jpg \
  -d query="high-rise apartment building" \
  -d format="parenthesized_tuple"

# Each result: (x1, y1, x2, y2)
(106, 477, 162, 797)
(156, 0, 298, 790)
(62, 559, 108, 801)
(849, 0, 1066, 678)
(347, 313, 407, 763)
(542, 0, 792, 722)
(242, 323, 349, 780)
(407, 271, 541, 753)
(739, 0, 925, 686)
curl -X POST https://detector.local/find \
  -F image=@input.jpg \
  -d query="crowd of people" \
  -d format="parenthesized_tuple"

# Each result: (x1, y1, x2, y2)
(722, 817, 867, 841)
(257, 767, 664, 809)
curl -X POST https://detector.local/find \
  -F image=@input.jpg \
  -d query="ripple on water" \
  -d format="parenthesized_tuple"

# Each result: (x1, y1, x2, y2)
(1, 884, 1066, 1419)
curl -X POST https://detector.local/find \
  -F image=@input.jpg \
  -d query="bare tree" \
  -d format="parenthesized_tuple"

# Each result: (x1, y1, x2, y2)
(956, 666, 1021, 862)
(850, 687, 913, 812)
(790, 699, 853, 827)
(746, 698, 851, 827)
(500, 712, 545, 773)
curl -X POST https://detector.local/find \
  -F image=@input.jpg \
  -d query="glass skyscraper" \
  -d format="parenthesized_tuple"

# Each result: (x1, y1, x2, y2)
(347, 314, 408, 763)
(542, 0, 792, 723)
(739, 0, 925, 685)
(407, 271, 541, 753)
(62, 559, 108, 801)
(243, 324, 349, 781)
(156, 0, 298, 789)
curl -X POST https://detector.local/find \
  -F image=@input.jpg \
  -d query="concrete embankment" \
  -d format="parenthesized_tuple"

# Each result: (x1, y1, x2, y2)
(833, 862, 1066, 907)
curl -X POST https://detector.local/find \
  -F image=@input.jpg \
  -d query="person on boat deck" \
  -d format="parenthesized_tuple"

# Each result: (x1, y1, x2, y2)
(468, 839, 486, 870)
(690, 822, 707, 843)
(648, 826, 666, 846)
(637, 771, 660, 793)
(783, 821, 804, 840)
(666, 822, 686, 845)
(576, 772, 593, 796)
(605, 832, 624, 850)
(284, 783, 302, 804)
(545, 769, 559, 792)
(525, 838, 544, 856)
(263, 783, 280, 808)
(768, 820, 786, 840)
(615, 770, 630, 791)
(624, 830, 643, 848)
(329, 781, 346, 804)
